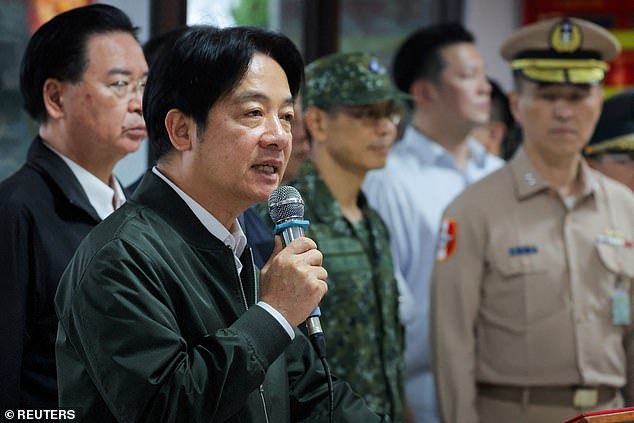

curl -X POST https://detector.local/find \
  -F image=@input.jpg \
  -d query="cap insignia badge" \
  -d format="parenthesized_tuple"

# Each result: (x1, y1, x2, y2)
(550, 18, 582, 53)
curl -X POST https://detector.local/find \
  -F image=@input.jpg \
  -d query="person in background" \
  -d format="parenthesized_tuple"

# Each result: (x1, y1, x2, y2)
(277, 51, 409, 421)
(471, 78, 518, 159)
(285, 98, 311, 183)
(0, 4, 147, 410)
(585, 88, 634, 191)
(143, 26, 190, 67)
(127, 25, 191, 193)
(432, 17, 634, 422)
(363, 22, 503, 423)
(55, 25, 380, 422)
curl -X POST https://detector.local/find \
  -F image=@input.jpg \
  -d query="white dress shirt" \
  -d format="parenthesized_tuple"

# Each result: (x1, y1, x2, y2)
(45, 143, 125, 219)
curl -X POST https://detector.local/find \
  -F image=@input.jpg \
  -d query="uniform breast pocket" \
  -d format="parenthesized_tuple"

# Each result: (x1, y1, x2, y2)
(595, 243, 634, 325)
(489, 245, 549, 281)
(596, 243, 634, 280)
(318, 237, 372, 300)
(484, 245, 552, 321)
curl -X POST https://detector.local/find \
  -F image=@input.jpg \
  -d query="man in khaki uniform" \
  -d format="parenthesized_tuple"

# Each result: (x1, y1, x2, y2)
(431, 17, 634, 423)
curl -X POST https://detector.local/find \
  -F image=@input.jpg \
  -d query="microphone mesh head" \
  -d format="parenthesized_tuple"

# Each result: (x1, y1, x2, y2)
(268, 185, 304, 224)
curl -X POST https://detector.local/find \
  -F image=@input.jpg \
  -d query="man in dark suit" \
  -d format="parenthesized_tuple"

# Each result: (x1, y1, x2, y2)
(0, 4, 147, 410)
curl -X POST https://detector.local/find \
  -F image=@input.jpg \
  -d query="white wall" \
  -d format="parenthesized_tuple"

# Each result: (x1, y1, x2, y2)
(465, 0, 521, 93)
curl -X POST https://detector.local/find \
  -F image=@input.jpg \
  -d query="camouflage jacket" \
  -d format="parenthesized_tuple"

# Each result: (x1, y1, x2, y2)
(264, 162, 405, 422)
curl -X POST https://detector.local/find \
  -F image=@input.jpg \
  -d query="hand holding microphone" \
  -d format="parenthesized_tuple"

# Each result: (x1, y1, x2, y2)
(260, 186, 328, 357)
(259, 186, 328, 330)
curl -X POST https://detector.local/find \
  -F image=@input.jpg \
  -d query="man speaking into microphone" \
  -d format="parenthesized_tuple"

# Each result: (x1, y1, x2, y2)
(54, 26, 378, 422)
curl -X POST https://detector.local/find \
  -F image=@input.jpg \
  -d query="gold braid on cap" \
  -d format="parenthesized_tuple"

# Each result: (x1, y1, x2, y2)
(585, 134, 634, 155)
(511, 58, 609, 84)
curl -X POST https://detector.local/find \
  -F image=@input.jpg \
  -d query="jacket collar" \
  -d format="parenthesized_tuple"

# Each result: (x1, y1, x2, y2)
(27, 136, 101, 222)
(130, 170, 229, 250)
(510, 147, 598, 201)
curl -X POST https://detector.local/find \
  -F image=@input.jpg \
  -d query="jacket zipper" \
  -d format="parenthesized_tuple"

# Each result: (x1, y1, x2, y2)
(235, 247, 270, 423)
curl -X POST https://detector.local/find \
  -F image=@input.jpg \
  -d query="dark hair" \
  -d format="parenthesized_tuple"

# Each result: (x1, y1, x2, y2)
(489, 79, 514, 129)
(20, 4, 138, 123)
(143, 25, 304, 161)
(143, 26, 190, 68)
(392, 22, 475, 93)
(488, 78, 521, 160)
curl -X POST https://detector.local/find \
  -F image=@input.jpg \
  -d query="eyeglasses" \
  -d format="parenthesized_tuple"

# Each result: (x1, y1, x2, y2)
(336, 103, 403, 126)
(106, 77, 147, 101)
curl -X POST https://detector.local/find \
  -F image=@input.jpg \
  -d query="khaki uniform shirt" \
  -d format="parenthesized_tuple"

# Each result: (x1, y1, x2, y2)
(431, 148, 634, 423)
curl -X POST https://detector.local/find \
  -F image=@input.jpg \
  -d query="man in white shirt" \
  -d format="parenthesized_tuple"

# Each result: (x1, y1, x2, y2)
(363, 22, 504, 423)
(0, 4, 147, 410)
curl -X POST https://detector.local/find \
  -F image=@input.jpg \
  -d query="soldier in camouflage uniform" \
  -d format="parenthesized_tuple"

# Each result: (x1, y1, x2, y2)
(263, 52, 410, 421)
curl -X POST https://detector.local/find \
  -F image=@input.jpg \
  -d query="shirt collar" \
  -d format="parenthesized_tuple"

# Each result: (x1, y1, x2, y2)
(510, 147, 598, 201)
(400, 125, 491, 169)
(45, 142, 125, 220)
(465, 136, 491, 168)
(151, 167, 247, 272)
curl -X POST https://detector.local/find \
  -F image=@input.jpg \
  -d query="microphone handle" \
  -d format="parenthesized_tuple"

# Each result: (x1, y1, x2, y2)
(280, 225, 323, 336)
(280, 225, 305, 246)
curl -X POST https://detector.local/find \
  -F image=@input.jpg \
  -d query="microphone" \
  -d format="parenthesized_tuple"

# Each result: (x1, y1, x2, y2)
(268, 185, 326, 356)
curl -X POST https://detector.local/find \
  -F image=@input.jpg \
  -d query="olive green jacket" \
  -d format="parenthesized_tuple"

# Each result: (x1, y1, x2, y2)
(54, 171, 379, 423)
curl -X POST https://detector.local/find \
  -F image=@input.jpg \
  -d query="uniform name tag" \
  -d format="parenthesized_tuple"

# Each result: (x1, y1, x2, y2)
(508, 245, 538, 256)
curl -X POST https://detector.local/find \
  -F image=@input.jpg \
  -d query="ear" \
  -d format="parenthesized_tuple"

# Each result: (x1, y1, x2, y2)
(489, 122, 507, 147)
(486, 122, 507, 157)
(42, 78, 65, 120)
(165, 109, 194, 152)
(410, 79, 437, 105)
(303, 106, 330, 144)
(596, 85, 605, 109)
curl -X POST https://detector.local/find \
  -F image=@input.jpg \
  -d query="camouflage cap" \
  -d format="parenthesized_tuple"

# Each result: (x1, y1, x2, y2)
(302, 52, 410, 109)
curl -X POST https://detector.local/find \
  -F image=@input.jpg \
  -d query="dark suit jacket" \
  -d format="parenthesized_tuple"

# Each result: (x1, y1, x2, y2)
(0, 137, 103, 410)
